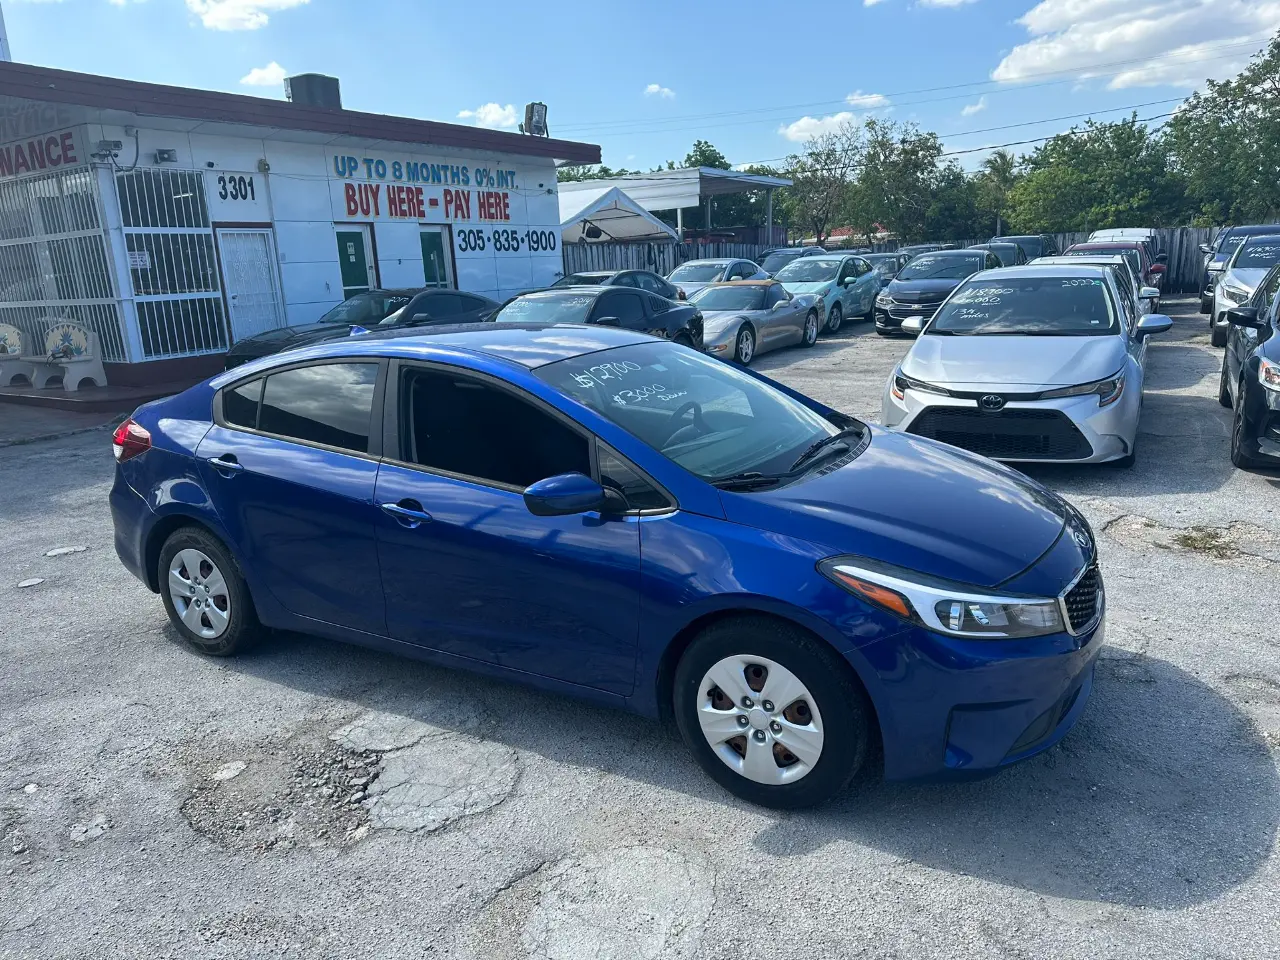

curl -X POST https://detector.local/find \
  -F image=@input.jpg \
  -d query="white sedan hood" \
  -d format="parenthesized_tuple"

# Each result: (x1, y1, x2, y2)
(1225, 267, 1270, 294)
(902, 333, 1126, 389)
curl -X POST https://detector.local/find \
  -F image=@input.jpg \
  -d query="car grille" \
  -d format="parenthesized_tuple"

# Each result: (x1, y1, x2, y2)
(885, 302, 942, 321)
(907, 407, 1093, 460)
(1063, 564, 1103, 633)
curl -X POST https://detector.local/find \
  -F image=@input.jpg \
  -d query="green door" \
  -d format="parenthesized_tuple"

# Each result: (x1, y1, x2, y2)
(336, 230, 371, 299)
(420, 230, 452, 288)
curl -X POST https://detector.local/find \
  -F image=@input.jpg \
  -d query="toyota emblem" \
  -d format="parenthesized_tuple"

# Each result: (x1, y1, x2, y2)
(979, 394, 1006, 411)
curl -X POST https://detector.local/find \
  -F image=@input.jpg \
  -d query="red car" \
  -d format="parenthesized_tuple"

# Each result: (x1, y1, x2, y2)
(1064, 241, 1165, 295)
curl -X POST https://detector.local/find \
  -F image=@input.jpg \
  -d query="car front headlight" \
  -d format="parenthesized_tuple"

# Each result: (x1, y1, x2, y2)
(891, 367, 950, 400)
(876, 294, 893, 307)
(1040, 371, 1125, 407)
(1260, 357, 1280, 392)
(819, 557, 1066, 639)
(1220, 283, 1249, 305)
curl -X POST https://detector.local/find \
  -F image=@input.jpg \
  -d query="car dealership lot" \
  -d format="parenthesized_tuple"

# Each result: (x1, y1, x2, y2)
(2, 299, 1278, 959)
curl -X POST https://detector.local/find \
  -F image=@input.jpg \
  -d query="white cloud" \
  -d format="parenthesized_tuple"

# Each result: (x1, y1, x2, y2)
(992, 0, 1280, 89)
(864, 0, 888, 6)
(186, 0, 309, 30)
(846, 90, 890, 108)
(239, 62, 287, 87)
(919, 0, 980, 7)
(961, 95, 988, 116)
(778, 111, 857, 142)
(456, 103, 519, 129)
(644, 83, 675, 99)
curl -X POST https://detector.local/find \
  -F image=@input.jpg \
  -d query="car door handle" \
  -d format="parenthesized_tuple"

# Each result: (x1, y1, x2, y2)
(206, 455, 244, 476)
(380, 499, 433, 528)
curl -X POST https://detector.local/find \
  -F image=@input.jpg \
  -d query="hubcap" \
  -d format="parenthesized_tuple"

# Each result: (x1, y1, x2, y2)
(168, 548, 230, 640)
(696, 655, 824, 785)
(805, 314, 817, 343)
(738, 329, 754, 363)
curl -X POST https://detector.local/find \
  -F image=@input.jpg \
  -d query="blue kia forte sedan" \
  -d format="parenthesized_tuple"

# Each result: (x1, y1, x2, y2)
(110, 324, 1104, 808)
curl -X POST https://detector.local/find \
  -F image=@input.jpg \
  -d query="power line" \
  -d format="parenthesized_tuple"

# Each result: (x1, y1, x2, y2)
(552, 35, 1270, 136)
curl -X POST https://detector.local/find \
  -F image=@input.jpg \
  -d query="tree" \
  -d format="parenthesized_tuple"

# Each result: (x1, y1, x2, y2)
(976, 149, 1019, 235)
(858, 118, 944, 241)
(684, 140, 731, 170)
(924, 162, 988, 241)
(557, 163, 639, 183)
(1005, 116, 1188, 232)
(783, 121, 864, 244)
(1166, 33, 1280, 223)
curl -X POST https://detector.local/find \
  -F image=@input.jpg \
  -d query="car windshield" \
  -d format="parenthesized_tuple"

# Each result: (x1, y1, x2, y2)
(1218, 232, 1249, 254)
(759, 251, 805, 274)
(318, 293, 411, 325)
(554, 273, 610, 287)
(689, 286, 767, 310)
(930, 276, 1116, 336)
(493, 293, 595, 325)
(983, 245, 1018, 266)
(865, 255, 899, 274)
(1233, 238, 1280, 269)
(774, 259, 840, 282)
(898, 253, 984, 281)
(993, 237, 1042, 257)
(670, 263, 726, 282)
(537, 340, 846, 482)
(1067, 246, 1142, 279)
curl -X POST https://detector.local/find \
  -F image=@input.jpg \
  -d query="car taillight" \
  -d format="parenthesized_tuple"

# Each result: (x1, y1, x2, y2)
(112, 418, 151, 462)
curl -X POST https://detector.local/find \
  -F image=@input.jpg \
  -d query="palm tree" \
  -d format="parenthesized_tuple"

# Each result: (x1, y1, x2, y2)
(980, 149, 1018, 235)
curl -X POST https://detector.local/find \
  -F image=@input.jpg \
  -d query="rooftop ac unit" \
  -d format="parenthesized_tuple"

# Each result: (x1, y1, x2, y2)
(284, 74, 342, 109)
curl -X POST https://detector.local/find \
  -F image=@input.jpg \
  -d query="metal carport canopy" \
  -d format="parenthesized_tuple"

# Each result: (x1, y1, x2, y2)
(558, 166, 792, 213)
(559, 187, 678, 243)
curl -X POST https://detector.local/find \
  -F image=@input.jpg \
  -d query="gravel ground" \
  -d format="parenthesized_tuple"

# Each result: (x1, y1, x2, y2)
(2, 298, 1277, 959)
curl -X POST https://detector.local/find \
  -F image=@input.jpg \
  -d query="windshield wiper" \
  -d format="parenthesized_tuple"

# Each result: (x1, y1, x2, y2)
(711, 471, 785, 491)
(789, 428, 862, 472)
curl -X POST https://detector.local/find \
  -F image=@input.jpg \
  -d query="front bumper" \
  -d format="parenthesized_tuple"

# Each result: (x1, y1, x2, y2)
(881, 384, 1139, 464)
(1212, 284, 1250, 332)
(854, 614, 1104, 781)
(875, 303, 937, 334)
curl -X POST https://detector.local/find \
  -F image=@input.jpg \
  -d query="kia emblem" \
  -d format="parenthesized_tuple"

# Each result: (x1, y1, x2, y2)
(979, 394, 1006, 411)
(1074, 529, 1091, 549)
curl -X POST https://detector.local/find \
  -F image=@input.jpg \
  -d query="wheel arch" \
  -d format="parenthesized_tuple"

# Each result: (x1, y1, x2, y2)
(143, 511, 244, 594)
(652, 605, 885, 752)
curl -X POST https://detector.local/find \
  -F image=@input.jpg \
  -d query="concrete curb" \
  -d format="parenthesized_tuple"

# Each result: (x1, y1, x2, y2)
(0, 417, 125, 450)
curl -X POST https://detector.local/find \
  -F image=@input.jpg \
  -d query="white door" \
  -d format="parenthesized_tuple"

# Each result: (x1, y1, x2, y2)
(217, 228, 286, 342)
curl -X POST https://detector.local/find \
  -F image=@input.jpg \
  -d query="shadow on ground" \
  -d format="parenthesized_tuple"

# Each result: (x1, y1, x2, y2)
(206, 626, 1279, 911)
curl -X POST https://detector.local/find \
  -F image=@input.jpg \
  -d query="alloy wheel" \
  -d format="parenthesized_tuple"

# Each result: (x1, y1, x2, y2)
(826, 304, 843, 333)
(696, 655, 825, 785)
(168, 548, 231, 639)
(804, 312, 818, 345)
(737, 327, 755, 364)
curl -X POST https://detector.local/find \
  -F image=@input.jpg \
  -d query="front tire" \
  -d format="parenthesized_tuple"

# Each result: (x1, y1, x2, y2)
(673, 616, 871, 809)
(1210, 320, 1228, 348)
(1219, 355, 1233, 408)
(1200, 296, 1213, 315)
(824, 303, 843, 334)
(1230, 387, 1263, 469)
(734, 325, 756, 365)
(801, 311, 819, 348)
(158, 526, 258, 656)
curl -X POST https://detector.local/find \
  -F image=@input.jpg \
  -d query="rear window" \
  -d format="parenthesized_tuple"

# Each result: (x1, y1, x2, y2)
(257, 362, 379, 453)
(930, 276, 1116, 336)
(494, 293, 595, 325)
(759, 251, 806, 274)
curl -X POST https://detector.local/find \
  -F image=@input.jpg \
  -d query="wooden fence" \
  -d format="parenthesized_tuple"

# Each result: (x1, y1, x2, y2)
(561, 227, 1220, 295)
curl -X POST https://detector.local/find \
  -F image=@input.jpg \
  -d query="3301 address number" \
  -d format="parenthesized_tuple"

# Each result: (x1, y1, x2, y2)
(456, 229, 559, 253)
(216, 174, 256, 201)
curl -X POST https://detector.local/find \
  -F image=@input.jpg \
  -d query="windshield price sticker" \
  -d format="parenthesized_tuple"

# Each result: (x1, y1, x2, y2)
(1061, 279, 1103, 287)
(953, 287, 1014, 305)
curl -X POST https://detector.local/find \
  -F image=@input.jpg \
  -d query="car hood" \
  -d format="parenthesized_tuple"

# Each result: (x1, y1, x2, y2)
(228, 322, 350, 354)
(720, 427, 1068, 588)
(1225, 267, 1269, 292)
(884, 278, 963, 303)
(701, 308, 764, 331)
(781, 281, 833, 296)
(902, 333, 1125, 388)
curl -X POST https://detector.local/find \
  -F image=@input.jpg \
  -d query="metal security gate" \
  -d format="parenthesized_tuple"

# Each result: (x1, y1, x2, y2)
(216, 228, 285, 342)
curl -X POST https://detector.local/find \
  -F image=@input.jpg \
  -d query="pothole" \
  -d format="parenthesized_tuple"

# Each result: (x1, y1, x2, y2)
(180, 735, 383, 852)
(468, 846, 716, 960)
(1105, 515, 1280, 565)
(1096, 648, 1157, 684)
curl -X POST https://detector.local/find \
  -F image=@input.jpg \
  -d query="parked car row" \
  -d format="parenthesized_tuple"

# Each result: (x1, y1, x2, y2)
(1218, 261, 1280, 468)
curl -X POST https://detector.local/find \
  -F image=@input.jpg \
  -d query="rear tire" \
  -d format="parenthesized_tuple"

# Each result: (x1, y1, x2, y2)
(673, 615, 871, 809)
(824, 303, 843, 334)
(1200, 296, 1213, 315)
(158, 526, 258, 657)
(1230, 389, 1263, 469)
(1219, 355, 1233, 408)
(1210, 321, 1228, 348)
(801, 311, 819, 348)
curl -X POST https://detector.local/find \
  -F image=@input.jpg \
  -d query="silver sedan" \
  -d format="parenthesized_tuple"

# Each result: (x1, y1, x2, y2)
(691, 281, 822, 364)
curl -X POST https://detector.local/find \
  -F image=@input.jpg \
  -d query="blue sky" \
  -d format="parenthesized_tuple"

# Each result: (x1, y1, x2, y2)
(4, 0, 1276, 170)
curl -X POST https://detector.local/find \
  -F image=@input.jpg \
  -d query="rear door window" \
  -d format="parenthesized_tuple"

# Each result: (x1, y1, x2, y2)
(592, 292, 647, 325)
(258, 362, 379, 453)
(223, 378, 262, 430)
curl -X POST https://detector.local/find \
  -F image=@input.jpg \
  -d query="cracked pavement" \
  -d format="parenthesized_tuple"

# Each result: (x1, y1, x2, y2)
(2, 298, 1278, 958)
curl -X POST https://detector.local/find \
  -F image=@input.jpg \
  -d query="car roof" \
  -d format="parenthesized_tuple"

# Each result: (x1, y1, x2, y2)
(679, 258, 737, 266)
(1070, 241, 1143, 250)
(210, 323, 655, 386)
(1225, 224, 1280, 236)
(974, 264, 1111, 279)
(1035, 254, 1129, 266)
(1237, 232, 1280, 245)
(703, 279, 777, 287)
(567, 270, 616, 277)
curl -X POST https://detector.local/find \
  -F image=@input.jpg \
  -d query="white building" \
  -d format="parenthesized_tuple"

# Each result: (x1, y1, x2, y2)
(0, 62, 598, 384)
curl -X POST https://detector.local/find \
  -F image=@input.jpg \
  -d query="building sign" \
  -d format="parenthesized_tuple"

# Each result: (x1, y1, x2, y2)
(329, 151, 518, 224)
(0, 128, 81, 179)
(204, 170, 271, 222)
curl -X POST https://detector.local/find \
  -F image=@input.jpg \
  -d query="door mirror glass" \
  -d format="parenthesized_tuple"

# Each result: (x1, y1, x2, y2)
(1135, 314, 1173, 339)
(901, 315, 924, 334)
(523, 473, 606, 516)
(1139, 286, 1161, 300)
(1226, 306, 1264, 329)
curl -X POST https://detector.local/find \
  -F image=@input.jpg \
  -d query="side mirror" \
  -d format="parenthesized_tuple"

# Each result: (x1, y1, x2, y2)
(523, 473, 607, 517)
(1150, 263, 1166, 275)
(1226, 306, 1264, 329)
(411, 313, 431, 323)
(588, 315, 620, 327)
(1135, 314, 1173, 339)
(901, 315, 924, 334)
(773, 300, 788, 309)
(1139, 286, 1161, 300)
(1198, 243, 1212, 255)
(1155, 253, 1168, 264)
